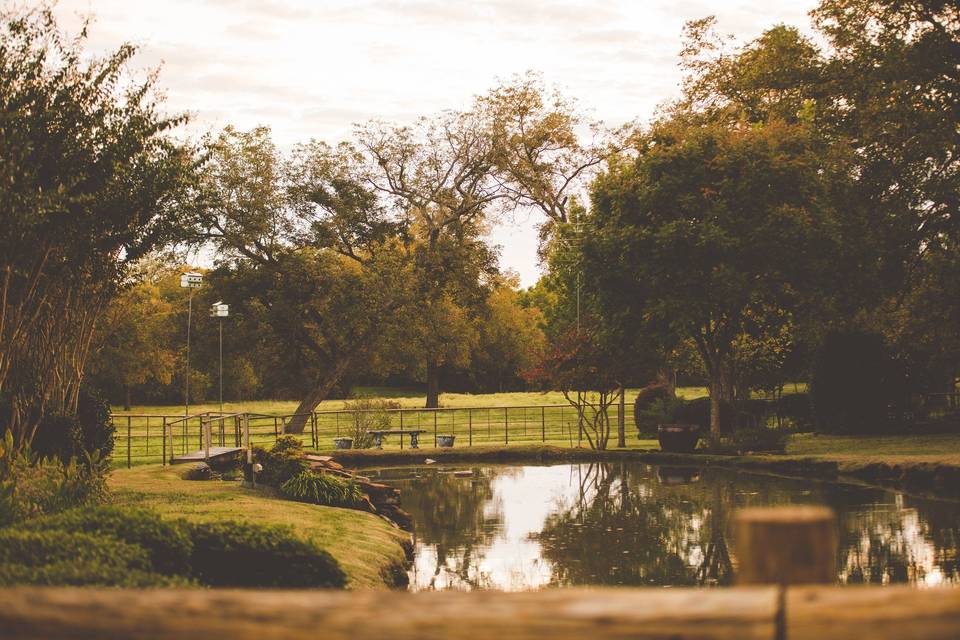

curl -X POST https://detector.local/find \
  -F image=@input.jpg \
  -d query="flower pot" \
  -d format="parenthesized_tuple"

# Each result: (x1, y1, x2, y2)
(436, 434, 455, 448)
(333, 437, 353, 450)
(657, 423, 700, 453)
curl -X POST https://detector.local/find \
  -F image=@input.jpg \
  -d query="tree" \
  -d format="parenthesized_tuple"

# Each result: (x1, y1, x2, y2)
(582, 119, 837, 443)
(0, 9, 197, 449)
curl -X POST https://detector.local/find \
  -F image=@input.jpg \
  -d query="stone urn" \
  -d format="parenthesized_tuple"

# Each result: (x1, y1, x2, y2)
(333, 437, 353, 450)
(657, 424, 700, 453)
(436, 434, 455, 448)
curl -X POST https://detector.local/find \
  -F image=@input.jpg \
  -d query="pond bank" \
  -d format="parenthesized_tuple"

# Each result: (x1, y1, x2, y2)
(110, 465, 412, 589)
(325, 444, 960, 499)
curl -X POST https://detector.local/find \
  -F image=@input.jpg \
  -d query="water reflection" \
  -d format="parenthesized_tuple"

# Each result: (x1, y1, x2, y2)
(370, 463, 960, 591)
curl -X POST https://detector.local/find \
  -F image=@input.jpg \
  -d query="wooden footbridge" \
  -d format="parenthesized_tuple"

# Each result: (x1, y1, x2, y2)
(168, 412, 245, 465)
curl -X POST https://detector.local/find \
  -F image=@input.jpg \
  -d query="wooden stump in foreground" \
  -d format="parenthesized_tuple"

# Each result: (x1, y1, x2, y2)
(734, 506, 837, 585)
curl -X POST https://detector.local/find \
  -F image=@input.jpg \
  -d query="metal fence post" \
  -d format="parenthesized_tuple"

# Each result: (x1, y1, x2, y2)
(504, 407, 509, 445)
(468, 408, 473, 447)
(126, 416, 131, 468)
(542, 406, 546, 443)
(145, 416, 149, 457)
(433, 411, 438, 447)
(399, 411, 404, 450)
(162, 417, 167, 466)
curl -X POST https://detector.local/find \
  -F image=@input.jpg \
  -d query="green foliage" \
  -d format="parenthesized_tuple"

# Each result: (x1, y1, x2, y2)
(633, 384, 675, 434)
(15, 505, 193, 576)
(280, 471, 365, 508)
(811, 330, 895, 434)
(253, 437, 310, 486)
(0, 528, 186, 587)
(186, 520, 346, 588)
(725, 426, 791, 454)
(343, 397, 399, 449)
(0, 433, 110, 527)
(31, 388, 115, 463)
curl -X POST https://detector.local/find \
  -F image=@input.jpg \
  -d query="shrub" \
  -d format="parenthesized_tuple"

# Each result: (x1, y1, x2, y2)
(635, 395, 684, 437)
(726, 426, 791, 454)
(673, 397, 734, 433)
(343, 397, 400, 449)
(811, 330, 894, 434)
(776, 393, 813, 431)
(0, 528, 185, 587)
(633, 384, 675, 435)
(280, 471, 365, 508)
(185, 520, 346, 588)
(0, 433, 110, 526)
(253, 439, 310, 487)
(182, 462, 219, 481)
(30, 388, 115, 463)
(16, 505, 192, 576)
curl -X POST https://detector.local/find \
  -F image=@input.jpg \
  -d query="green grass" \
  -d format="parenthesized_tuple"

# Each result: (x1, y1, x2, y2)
(786, 432, 960, 464)
(109, 465, 410, 589)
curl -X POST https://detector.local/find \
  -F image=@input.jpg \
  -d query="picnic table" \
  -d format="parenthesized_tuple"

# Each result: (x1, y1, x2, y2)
(368, 429, 428, 449)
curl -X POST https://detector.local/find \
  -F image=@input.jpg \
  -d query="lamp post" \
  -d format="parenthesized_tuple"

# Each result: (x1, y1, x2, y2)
(180, 271, 203, 418)
(210, 301, 229, 416)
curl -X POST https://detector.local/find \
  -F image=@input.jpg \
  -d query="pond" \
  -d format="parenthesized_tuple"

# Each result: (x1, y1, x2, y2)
(370, 462, 960, 591)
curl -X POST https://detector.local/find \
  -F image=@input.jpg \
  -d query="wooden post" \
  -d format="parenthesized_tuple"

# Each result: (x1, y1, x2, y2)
(504, 407, 509, 445)
(734, 506, 837, 586)
(433, 411, 438, 447)
(203, 418, 211, 462)
(617, 385, 626, 448)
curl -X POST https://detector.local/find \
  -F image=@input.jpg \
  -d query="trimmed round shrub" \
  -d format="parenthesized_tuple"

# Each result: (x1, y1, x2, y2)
(673, 397, 733, 433)
(280, 471, 365, 508)
(633, 384, 674, 435)
(253, 441, 310, 487)
(811, 330, 893, 434)
(16, 505, 193, 576)
(0, 529, 184, 587)
(185, 520, 346, 588)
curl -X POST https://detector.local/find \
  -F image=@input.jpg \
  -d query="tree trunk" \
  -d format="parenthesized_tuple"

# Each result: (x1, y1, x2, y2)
(425, 360, 440, 409)
(709, 380, 722, 446)
(285, 358, 353, 434)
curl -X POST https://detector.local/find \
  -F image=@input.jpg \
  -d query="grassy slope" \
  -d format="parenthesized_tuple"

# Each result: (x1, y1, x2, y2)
(786, 432, 960, 465)
(109, 465, 410, 589)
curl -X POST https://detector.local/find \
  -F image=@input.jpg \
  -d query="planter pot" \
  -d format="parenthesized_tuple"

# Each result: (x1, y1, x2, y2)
(436, 434, 455, 448)
(333, 437, 353, 450)
(657, 423, 700, 453)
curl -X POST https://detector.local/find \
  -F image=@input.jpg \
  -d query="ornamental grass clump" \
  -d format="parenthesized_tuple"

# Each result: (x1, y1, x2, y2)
(280, 471, 365, 509)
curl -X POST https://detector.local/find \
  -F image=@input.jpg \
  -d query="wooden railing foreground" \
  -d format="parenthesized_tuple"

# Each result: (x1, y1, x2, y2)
(0, 584, 957, 640)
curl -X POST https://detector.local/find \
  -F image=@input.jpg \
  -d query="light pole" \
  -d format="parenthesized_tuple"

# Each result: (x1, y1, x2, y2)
(210, 301, 229, 416)
(180, 271, 203, 418)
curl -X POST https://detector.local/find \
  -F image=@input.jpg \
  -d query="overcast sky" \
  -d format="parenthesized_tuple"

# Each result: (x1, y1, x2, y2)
(46, 0, 819, 286)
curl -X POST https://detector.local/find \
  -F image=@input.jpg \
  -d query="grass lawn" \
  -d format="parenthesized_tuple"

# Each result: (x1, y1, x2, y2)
(109, 464, 411, 589)
(786, 432, 960, 465)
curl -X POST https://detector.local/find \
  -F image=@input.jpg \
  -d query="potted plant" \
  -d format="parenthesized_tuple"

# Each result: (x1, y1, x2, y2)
(333, 437, 353, 450)
(657, 423, 700, 453)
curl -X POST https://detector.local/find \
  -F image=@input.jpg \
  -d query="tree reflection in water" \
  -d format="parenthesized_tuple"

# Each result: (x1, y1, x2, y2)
(374, 463, 960, 591)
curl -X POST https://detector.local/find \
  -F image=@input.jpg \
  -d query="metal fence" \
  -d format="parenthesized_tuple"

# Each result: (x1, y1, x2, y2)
(111, 404, 609, 467)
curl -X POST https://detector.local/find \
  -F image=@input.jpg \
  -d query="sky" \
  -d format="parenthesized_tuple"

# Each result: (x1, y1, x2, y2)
(44, 0, 819, 287)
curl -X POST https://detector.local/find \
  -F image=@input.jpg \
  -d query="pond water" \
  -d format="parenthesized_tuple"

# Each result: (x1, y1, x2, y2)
(369, 462, 960, 591)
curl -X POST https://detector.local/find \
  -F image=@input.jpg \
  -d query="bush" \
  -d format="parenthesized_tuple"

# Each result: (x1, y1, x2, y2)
(16, 505, 193, 576)
(0, 528, 185, 587)
(253, 438, 310, 487)
(182, 462, 219, 481)
(30, 388, 115, 463)
(633, 384, 675, 435)
(811, 330, 895, 434)
(280, 471, 365, 508)
(343, 397, 400, 449)
(635, 395, 684, 437)
(726, 426, 791, 454)
(185, 520, 346, 588)
(673, 397, 734, 433)
(776, 393, 813, 431)
(0, 433, 110, 526)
